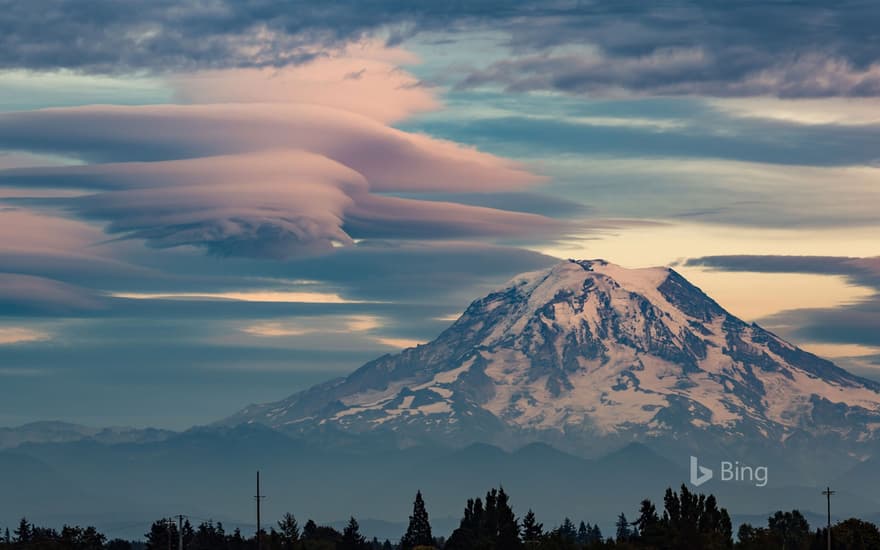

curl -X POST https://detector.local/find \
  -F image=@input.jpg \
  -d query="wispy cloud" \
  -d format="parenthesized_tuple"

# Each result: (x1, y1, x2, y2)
(374, 337, 425, 349)
(0, 326, 49, 345)
(113, 290, 367, 304)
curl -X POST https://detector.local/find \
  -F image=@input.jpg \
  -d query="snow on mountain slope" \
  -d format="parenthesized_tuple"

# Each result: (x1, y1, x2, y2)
(223, 259, 880, 453)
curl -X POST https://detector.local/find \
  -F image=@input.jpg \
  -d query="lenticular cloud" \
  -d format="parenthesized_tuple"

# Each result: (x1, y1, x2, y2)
(0, 46, 556, 258)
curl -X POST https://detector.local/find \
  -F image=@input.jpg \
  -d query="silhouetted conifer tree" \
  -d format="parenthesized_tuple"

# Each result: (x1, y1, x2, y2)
(557, 518, 577, 541)
(577, 521, 589, 544)
(615, 513, 631, 541)
(193, 520, 226, 550)
(635, 499, 663, 546)
(521, 509, 543, 543)
(496, 487, 521, 549)
(145, 519, 178, 550)
(341, 517, 367, 550)
(227, 527, 245, 550)
(400, 490, 433, 549)
(277, 513, 300, 548)
(302, 519, 318, 540)
(14, 518, 31, 544)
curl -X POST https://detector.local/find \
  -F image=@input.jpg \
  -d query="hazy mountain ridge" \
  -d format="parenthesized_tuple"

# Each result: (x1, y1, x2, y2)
(0, 421, 176, 450)
(223, 259, 880, 461)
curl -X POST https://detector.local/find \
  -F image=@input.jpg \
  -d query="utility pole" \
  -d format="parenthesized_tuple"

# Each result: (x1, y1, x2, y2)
(255, 470, 265, 550)
(822, 486, 835, 550)
(178, 515, 185, 550)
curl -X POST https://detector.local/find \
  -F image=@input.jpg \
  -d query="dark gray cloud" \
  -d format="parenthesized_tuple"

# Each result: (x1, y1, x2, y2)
(764, 301, 880, 349)
(2, 1, 879, 98)
(686, 255, 880, 348)
(0, 0, 519, 73)
(686, 255, 880, 291)
(462, 2, 880, 98)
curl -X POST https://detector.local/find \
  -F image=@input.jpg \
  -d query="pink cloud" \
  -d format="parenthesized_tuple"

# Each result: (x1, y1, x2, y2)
(0, 103, 543, 193)
(169, 41, 440, 123)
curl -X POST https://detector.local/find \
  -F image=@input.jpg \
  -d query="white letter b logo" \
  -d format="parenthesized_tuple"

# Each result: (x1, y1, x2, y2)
(690, 456, 713, 487)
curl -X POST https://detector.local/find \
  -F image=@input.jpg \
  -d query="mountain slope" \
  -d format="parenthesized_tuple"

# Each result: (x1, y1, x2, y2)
(223, 259, 880, 458)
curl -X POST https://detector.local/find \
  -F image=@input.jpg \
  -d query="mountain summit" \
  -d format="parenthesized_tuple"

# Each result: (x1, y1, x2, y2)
(224, 259, 880, 457)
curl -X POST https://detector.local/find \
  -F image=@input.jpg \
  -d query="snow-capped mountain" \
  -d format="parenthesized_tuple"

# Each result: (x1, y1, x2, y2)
(223, 259, 880, 457)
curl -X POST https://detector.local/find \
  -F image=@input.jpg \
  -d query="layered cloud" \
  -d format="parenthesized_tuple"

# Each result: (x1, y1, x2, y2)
(0, 48, 562, 259)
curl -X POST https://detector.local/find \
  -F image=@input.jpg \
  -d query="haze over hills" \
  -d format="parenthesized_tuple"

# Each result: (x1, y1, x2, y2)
(5, 259, 880, 537)
(0, 421, 175, 450)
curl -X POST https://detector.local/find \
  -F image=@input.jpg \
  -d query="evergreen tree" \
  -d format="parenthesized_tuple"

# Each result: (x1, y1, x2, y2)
(400, 490, 433, 550)
(521, 510, 543, 543)
(341, 517, 367, 550)
(589, 524, 602, 543)
(268, 528, 283, 550)
(496, 487, 521, 549)
(302, 519, 319, 540)
(193, 520, 226, 550)
(277, 513, 300, 547)
(145, 518, 178, 550)
(557, 518, 577, 542)
(446, 498, 481, 550)
(484, 489, 499, 540)
(60, 524, 106, 549)
(229, 527, 246, 550)
(448, 488, 525, 550)
(577, 521, 589, 544)
(634, 499, 663, 546)
(14, 518, 31, 544)
(182, 519, 195, 549)
(615, 513, 631, 541)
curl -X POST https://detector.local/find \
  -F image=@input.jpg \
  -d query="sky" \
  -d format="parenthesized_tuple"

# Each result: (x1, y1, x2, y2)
(1, 1, 879, 429)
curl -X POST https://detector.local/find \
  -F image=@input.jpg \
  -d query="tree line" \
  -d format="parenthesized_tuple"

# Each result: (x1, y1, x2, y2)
(2, 484, 879, 549)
